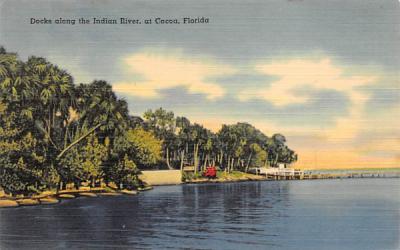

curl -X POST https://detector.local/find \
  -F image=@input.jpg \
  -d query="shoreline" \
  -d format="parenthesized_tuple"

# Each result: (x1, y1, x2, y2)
(185, 170, 400, 184)
(185, 172, 266, 184)
(0, 186, 153, 208)
(1, 170, 399, 208)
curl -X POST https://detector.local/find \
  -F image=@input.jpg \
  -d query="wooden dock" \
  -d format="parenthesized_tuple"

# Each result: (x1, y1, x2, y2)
(266, 170, 400, 180)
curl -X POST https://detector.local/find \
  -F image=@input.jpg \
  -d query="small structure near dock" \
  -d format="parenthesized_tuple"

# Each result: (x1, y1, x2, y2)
(264, 163, 304, 180)
(182, 166, 195, 173)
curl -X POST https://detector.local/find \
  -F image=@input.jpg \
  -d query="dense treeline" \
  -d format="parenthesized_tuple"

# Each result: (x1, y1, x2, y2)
(140, 109, 297, 174)
(0, 48, 297, 195)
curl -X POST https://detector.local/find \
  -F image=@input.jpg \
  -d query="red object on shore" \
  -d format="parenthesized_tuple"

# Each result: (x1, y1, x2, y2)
(204, 166, 217, 178)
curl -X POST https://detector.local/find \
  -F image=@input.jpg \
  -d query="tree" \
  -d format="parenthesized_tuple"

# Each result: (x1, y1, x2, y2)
(216, 123, 268, 172)
(111, 154, 141, 190)
(269, 134, 286, 167)
(249, 143, 267, 169)
(26, 57, 75, 151)
(0, 48, 151, 194)
(143, 108, 176, 169)
(175, 116, 191, 171)
(113, 127, 162, 168)
(189, 123, 210, 174)
(57, 132, 107, 189)
(0, 49, 55, 194)
(75, 80, 130, 183)
(0, 105, 49, 195)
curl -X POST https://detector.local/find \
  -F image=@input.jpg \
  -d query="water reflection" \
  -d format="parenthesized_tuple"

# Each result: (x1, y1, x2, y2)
(0, 179, 399, 249)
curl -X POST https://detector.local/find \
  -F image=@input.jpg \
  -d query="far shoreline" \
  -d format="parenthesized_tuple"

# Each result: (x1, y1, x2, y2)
(301, 167, 400, 171)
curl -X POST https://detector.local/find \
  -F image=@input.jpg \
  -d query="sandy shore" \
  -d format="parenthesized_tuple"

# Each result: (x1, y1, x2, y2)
(0, 187, 145, 208)
(0, 200, 19, 208)
(140, 170, 182, 186)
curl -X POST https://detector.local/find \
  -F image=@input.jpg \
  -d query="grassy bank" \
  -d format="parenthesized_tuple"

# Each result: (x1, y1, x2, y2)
(185, 171, 265, 184)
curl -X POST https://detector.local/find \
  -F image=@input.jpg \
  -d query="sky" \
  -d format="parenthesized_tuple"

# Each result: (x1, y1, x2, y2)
(0, 0, 399, 169)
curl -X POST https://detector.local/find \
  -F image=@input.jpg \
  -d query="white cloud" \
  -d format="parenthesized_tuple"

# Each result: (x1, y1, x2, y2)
(240, 58, 375, 106)
(113, 49, 235, 100)
(238, 57, 379, 142)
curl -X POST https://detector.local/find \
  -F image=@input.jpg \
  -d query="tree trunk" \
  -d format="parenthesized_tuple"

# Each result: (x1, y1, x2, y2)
(227, 155, 231, 173)
(166, 147, 172, 169)
(230, 158, 235, 172)
(180, 150, 185, 173)
(57, 123, 102, 159)
(274, 153, 279, 167)
(203, 154, 209, 172)
(246, 152, 253, 172)
(194, 143, 199, 174)
(36, 122, 59, 150)
(64, 125, 69, 148)
(264, 152, 269, 167)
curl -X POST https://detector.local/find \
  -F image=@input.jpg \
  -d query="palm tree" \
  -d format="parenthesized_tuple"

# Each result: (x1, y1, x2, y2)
(23, 57, 75, 152)
(0, 50, 36, 118)
(75, 80, 129, 142)
(73, 80, 131, 183)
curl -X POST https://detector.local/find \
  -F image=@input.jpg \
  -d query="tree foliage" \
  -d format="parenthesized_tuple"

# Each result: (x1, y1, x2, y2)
(0, 48, 159, 195)
(0, 47, 297, 195)
(143, 111, 297, 173)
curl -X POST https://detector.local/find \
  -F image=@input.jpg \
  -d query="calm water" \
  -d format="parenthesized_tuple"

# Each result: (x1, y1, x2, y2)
(0, 179, 399, 250)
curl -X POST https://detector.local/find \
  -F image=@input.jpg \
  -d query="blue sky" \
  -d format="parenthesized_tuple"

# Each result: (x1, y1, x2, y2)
(1, 0, 399, 168)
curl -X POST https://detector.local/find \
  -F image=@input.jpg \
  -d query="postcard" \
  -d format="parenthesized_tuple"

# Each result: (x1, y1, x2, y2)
(0, 0, 399, 249)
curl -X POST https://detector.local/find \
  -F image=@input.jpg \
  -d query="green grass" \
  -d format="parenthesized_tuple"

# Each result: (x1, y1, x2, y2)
(216, 171, 226, 178)
(182, 171, 204, 181)
(230, 171, 247, 178)
(216, 170, 246, 179)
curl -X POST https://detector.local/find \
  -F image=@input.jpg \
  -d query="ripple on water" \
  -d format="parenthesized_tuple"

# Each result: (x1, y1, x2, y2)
(0, 179, 399, 250)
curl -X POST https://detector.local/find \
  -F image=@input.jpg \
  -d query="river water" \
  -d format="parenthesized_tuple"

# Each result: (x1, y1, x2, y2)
(0, 178, 399, 249)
